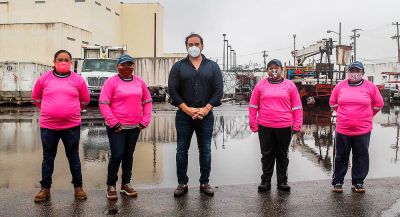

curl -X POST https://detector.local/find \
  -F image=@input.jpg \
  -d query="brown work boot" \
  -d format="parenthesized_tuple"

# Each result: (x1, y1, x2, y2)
(120, 184, 138, 197)
(200, 184, 214, 196)
(34, 188, 51, 203)
(174, 184, 188, 197)
(106, 186, 118, 200)
(74, 187, 87, 200)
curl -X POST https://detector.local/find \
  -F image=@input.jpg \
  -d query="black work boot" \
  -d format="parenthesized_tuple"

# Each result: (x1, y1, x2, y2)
(277, 183, 291, 192)
(258, 182, 271, 192)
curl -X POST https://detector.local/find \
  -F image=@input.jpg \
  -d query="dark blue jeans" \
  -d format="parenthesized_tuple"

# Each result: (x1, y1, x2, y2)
(332, 132, 371, 185)
(106, 126, 140, 186)
(40, 125, 82, 188)
(175, 110, 214, 185)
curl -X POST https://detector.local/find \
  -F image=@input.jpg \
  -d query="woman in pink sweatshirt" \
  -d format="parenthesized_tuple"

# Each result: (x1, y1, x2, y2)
(249, 59, 303, 192)
(330, 61, 384, 193)
(99, 54, 152, 200)
(32, 50, 90, 202)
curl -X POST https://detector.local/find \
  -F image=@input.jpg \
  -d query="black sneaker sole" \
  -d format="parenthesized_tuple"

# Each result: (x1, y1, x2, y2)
(277, 187, 291, 192)
(258, 186, 271, 192)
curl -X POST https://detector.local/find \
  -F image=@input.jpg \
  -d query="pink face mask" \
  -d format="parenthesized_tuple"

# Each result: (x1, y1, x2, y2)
(347, 72, 363, 82)
(55, 62, 71, 73)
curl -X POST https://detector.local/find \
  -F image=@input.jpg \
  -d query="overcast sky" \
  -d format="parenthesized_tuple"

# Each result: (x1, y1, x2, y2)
(123, 0, 400, 66)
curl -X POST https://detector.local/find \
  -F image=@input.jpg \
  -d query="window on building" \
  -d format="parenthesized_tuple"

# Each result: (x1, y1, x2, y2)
(67, 37, 76, 42)
(35, 1, 45, 4)
(115, 12, 120, 16)
(82, 41, 89, 45)
(0, 1, 9, 5)
(106, 7, 111, 12)
(75, 0, 85, 2)
(367, 76, 374, 82)
(95, 1, 101, 6)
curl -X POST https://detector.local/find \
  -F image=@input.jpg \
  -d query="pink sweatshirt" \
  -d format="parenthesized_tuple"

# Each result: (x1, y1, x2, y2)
(329, 79, 384, 136)
(31, 70, 90, 130)
(99, 75, 152, 128)
(249, 79, 303, 132)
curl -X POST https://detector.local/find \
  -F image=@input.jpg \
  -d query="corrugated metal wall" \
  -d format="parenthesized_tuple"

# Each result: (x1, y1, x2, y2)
(134, 57, 182, 86)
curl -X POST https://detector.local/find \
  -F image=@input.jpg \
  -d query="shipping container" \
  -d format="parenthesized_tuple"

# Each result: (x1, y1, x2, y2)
(0, 62, 51, 104)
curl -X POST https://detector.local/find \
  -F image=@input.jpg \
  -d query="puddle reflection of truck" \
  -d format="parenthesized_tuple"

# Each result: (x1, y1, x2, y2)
(73, 45, 127, 102)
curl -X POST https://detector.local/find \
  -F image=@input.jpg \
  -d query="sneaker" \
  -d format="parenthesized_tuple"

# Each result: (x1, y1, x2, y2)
(332, 184, 343, 193)
(258, 182, 271, 192)
(106, 186, 118, 200)
(120, 184, 137, 197)
(174, 184, 188, 197)
(200, 184, 214, 196)
(34, 188, 51, 203)
(277, 183, 291, 192)
(352, 184, 365, 193)
(74, 187, 87, 200)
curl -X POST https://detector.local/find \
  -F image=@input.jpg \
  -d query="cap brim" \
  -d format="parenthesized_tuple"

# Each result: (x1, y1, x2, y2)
(118, 60, 134, 64)
(349, 66, 363, 70)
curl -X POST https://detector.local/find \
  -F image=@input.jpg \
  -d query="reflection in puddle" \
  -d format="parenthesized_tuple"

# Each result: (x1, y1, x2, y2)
(0, 105, 399, 189)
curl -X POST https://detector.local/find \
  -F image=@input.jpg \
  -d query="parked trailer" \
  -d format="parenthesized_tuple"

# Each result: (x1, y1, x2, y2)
(0, 62, 52, 104)
(0, 57, 182, 104)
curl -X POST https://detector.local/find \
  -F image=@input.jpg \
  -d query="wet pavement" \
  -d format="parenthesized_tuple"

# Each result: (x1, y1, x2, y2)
(1, 178, 400, 216)
(0, 103, 400, 216)
(1, 103, 399, 189)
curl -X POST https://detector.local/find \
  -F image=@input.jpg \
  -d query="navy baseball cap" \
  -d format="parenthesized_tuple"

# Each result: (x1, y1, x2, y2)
(267, 59, 283, 68)
(348, 61, 364, 70)
(117, 54, 134, 64)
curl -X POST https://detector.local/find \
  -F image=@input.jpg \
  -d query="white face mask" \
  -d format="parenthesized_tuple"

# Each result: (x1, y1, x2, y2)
(188, 46, 201, 58)
(269, 69, 282, 79)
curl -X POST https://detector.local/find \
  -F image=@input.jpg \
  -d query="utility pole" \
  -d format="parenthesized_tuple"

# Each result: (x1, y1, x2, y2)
(339, 22, 342, 71)
(263, 50, 268, 68)
(338, 22, 342, 46)
(293, 34, 296, 66)
(350, 28, 361, 61)
(392, 22, 400, 63)
(223, 34, 226, 70)
(233, 51, 237, 68)
(227, 45, 231, 70)
(327, 22, 342, 71)
(230, 48, 234, 70)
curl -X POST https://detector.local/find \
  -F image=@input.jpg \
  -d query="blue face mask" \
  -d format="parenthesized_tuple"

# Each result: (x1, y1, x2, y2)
(188, 46, 201, 58)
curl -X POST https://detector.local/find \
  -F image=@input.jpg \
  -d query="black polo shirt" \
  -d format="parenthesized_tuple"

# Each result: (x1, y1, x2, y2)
(168, 55, 223, 108)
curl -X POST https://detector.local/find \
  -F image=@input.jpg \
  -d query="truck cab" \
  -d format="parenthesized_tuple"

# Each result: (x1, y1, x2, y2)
(77, 45, 126, 102)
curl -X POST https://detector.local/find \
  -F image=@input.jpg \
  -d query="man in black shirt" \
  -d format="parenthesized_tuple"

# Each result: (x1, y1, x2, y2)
(168, 33, 223, 197)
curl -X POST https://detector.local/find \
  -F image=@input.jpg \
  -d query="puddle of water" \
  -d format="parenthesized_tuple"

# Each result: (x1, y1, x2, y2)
(103, 209, 120, 215)
(0, 104, 399, 189)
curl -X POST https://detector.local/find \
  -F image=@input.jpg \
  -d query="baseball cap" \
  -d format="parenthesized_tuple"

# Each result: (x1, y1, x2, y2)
(267, 59, 283, 68)
(117, 54, 134, 64)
